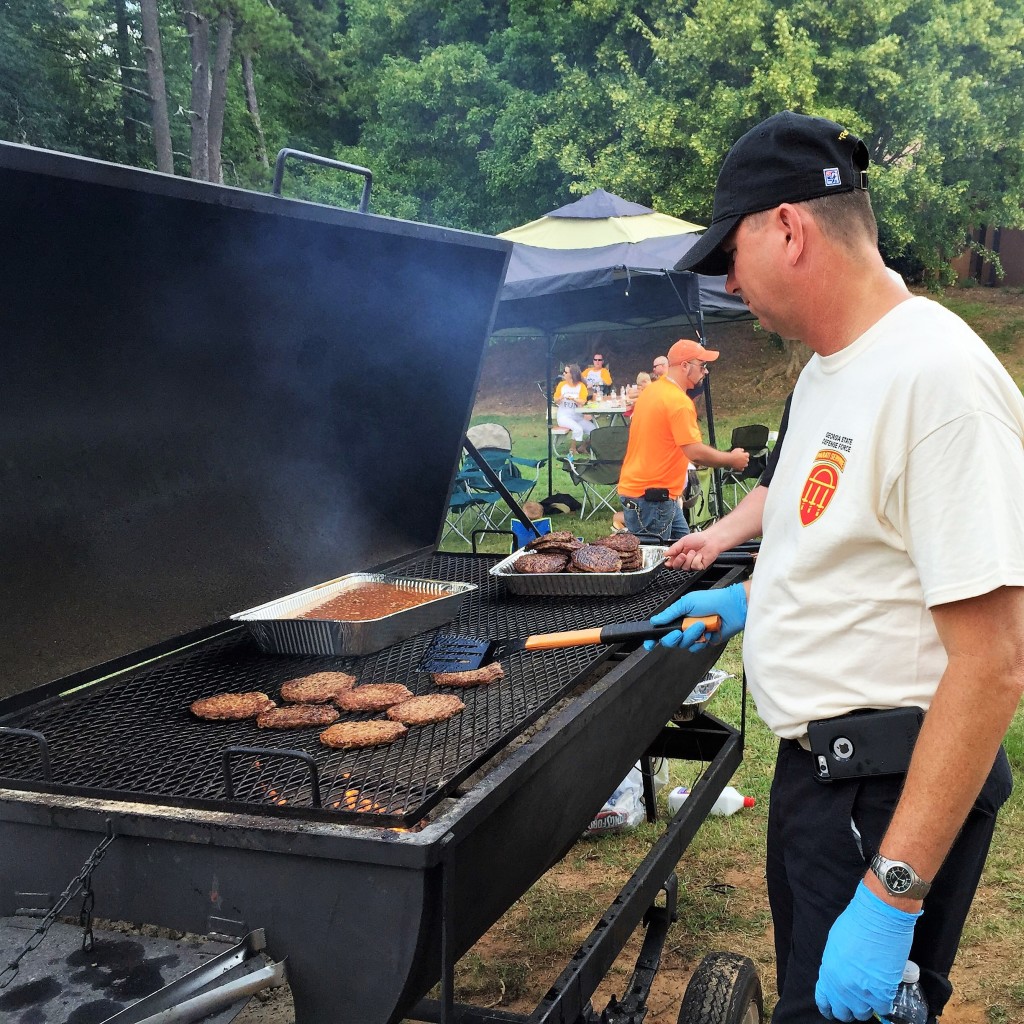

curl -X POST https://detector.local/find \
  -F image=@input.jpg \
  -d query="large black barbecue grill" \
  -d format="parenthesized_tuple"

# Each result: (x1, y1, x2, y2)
(0, 141, 758, 1024)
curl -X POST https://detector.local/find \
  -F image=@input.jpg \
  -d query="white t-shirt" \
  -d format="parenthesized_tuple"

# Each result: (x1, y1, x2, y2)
(744, 296, 1024, 738)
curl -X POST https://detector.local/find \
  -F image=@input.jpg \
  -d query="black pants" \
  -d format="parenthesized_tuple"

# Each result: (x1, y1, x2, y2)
(766, 740, 1012, 1023)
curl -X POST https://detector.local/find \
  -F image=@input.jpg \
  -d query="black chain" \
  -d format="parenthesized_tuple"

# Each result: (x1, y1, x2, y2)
(0, 820, 115, 989)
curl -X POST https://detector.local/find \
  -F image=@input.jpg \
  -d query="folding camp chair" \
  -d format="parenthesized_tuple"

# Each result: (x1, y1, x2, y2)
(559, 424, 629, 520)
(464, 422, 546, 524)
(441, 471, 503, 545)
(718, 423, 771, 512)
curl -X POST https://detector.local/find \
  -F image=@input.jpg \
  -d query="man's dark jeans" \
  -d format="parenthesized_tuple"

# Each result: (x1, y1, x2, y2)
(620, 495, 689, 543)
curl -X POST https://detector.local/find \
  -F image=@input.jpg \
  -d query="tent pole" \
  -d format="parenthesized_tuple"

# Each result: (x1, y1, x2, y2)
(545, 330, 555, 496)
(700, 312, 726, 520)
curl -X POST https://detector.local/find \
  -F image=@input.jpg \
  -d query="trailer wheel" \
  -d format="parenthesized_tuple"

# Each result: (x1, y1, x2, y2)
(677, 951, 764, 1024)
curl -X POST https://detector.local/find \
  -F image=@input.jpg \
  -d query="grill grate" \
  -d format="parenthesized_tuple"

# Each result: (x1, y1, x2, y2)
(0, 553, 697, 826)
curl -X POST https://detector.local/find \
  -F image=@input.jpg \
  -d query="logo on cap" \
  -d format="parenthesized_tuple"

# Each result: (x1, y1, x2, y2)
(823, 167, 842, 187)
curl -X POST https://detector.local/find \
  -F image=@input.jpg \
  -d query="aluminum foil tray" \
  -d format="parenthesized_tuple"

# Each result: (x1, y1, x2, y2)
(671, 669, 731, 722)
(232, 573, 477, 657)
(489, 545, 667, 597)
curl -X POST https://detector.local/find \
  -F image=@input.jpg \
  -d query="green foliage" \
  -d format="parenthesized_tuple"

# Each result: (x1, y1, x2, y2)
(3, 0, 1024, 275)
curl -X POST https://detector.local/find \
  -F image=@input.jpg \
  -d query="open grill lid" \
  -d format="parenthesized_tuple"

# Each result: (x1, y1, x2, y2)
(0, 142, 510, 700)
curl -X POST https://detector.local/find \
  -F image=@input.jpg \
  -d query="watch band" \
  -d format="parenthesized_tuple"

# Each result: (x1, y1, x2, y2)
(870, 853, 932, 900)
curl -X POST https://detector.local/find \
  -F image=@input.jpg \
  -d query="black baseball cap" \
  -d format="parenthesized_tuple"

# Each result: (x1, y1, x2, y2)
(675, 110, 870, 276)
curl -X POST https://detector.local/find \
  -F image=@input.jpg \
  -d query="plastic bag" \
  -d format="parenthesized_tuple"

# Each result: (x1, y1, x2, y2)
(585, 758, 670, 836)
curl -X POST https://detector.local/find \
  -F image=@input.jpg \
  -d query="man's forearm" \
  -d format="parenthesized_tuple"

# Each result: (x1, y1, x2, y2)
(868, 586, 1024, 909)
(686, 442, 736, 468)
(712, 485, 767, 549)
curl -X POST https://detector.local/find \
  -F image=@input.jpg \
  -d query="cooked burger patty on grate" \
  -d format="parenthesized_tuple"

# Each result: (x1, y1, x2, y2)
(592, 533, 640, 553)
(336, 683, 415, 712)
(320, 720, 408, 749)
(387, 694, 465, 725)
(256, 704, 340, 729)
(190, 692, 275, 720)
(280, 671, 357, 703)
(571, 545, 622, 573)
(431, 662, 505, 687)
(513, 552, 569, 574)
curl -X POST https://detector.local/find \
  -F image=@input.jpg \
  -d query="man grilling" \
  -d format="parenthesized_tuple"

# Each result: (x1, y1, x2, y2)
(617, 337, 748, 542)
(648, 111, 1024, 1023)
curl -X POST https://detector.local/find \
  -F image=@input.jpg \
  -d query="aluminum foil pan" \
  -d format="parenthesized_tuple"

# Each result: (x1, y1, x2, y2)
(489, 545, 667, 597)
(671, 669, 731, 722)
(232, 574, 477, 657)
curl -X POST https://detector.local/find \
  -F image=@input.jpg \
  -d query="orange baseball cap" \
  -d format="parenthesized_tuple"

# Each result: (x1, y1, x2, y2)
(667, 338, 720, 365)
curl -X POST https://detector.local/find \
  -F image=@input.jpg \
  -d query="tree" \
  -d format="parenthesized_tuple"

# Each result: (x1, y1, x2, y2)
(140, 0, 174, 171)
(532, 0, 1024, 282)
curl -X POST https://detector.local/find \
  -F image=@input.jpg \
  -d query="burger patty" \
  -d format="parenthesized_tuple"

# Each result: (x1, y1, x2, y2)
(592, 533, 640, 554)
(386, 694, 465, 725)
(190, 692, 276, 721)
(513, 552, 568, 574)
(524, 530, 576, 551)
(431, 662, 505, 687)
(256, 704, 340, 729)
(335, 683, 415, 712)
(280, 671, 357, 703)
(320, 720, 408, 750)
(571, 544, 622, 573)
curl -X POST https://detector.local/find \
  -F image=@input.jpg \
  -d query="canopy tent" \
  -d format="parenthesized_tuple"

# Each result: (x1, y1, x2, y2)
(491, 189, 751, 496)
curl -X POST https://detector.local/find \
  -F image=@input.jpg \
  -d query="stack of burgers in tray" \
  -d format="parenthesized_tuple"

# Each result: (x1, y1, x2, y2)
(512, 531, 643, 575)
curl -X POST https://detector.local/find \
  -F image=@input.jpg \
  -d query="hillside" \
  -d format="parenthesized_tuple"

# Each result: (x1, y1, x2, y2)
(475, 285, 1024, 423)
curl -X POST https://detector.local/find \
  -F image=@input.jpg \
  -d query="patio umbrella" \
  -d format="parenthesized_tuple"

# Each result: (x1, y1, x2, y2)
(491, 188, 750, 495)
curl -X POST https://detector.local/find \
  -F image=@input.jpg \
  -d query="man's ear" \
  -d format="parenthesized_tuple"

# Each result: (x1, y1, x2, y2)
(775, 203, 806, 265)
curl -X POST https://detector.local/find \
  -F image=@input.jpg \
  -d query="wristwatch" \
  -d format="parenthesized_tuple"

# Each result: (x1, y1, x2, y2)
(870, 853, 932, 900)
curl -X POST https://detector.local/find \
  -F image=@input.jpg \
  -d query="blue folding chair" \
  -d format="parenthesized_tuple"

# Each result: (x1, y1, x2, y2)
(463, 423, 546, 525)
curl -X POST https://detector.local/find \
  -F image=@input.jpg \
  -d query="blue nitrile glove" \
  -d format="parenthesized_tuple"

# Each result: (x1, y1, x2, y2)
(815, 881, 920, 1022)
(642, 583, 747, 652)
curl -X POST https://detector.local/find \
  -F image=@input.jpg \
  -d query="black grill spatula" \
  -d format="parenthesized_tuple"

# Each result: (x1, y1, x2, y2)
(419, 615, 721, 673)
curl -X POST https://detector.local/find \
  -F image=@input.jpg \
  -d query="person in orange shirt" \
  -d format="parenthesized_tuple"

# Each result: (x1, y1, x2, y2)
(617, 338, 748, 541)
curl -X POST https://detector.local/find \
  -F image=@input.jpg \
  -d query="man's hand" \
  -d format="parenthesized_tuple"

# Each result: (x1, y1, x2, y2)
(815, 882, 919, 1021)
(664, 531, 725, 570)
(643, 583, 747, 651)
(729, 447, 750, 471)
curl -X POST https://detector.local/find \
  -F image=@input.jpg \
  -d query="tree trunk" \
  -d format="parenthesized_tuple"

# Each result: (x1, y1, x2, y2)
(782, 338, 806, 382)
(183, 8, 211, 180)
(207, 12, 234, 183)
(241, 52, 269, 170)
(113, 0, 138, 163)
(139, 0, 173, 173)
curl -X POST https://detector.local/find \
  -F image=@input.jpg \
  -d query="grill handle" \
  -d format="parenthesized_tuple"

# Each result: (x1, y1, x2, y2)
(0, 727, 52, 781)
(222, 746, 322, 808)
(271, 148, 373, 213)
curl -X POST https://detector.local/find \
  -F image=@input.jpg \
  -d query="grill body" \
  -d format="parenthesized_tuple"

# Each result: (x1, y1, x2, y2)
(0, 560, 726, 1023)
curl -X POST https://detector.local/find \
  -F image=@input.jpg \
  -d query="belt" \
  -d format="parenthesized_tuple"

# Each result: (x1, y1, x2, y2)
(783, 735, 812, 752)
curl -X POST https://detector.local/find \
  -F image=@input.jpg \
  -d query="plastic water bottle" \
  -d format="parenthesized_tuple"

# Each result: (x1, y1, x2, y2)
(881, 961, 928, 1024)
(667, 785, 755, 816)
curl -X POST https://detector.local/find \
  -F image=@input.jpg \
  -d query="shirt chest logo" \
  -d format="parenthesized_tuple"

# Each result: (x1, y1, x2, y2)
(799, 448, 847, 525)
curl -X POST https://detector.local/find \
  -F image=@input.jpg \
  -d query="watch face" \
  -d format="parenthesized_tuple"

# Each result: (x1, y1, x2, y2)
(885, 865, 914, 894)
